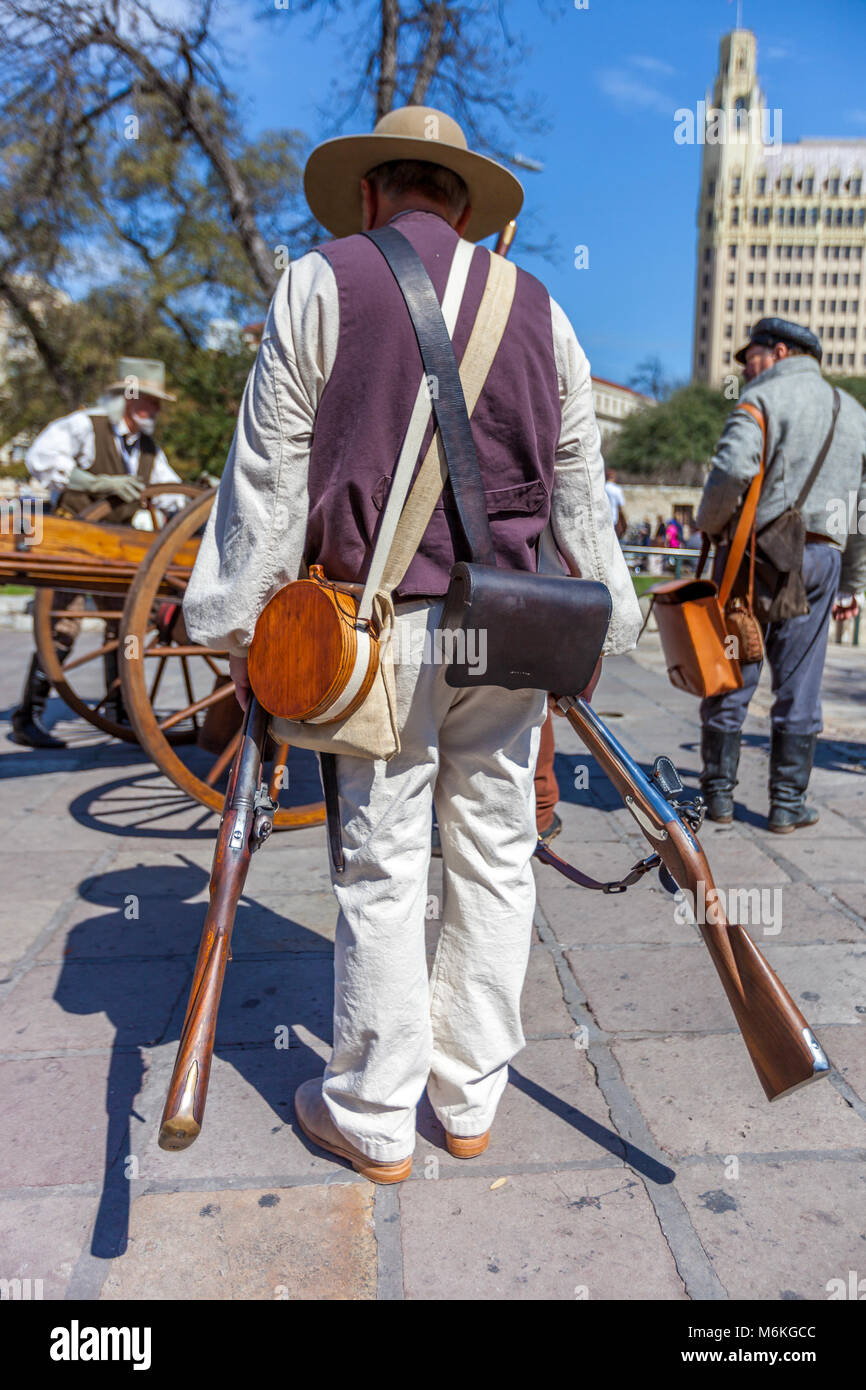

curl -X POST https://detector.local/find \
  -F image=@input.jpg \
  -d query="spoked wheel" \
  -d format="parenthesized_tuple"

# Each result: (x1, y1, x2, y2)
(33, 484, 206, 741)
(119, 491, 325, 829)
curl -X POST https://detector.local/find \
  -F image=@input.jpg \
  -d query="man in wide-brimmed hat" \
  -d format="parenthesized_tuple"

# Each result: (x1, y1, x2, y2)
(184, 105, 642, 1182)
(697, 317, 866, 831)
(10, 358, 183, 748)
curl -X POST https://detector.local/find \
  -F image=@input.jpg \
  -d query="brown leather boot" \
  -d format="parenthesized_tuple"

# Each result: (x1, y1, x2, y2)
(293, 1077, 413, 1184)
(445, 1130, 490, 1159)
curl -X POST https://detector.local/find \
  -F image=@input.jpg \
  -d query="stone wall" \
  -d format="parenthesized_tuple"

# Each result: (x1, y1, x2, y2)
(621, 482, 704, 528)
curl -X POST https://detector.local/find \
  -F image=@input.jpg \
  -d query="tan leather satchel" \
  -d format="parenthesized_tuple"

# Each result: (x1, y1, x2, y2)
(646, 401, 765, 699)
(247, 239, 517, 760)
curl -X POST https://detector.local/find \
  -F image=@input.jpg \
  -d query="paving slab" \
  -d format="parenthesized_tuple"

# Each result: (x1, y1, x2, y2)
(0, 1193, 99, 1298)
(99, 1184, 376, 1300)
(610, 1032, 866, 1157)
(674, 1159, 866, 1301)
(565, 942, 738, 1034)
(768, 835, 866, 882)
(816, 1024, 866, 1101)
(415, 1038, 622, 1172)
(0, 958, 190, 1052)
(400, 1168, 686, 1300)
(0, 1053, 133, 1187)
(762, 942, 866, 1026)
(137, 1046, 342, 1185)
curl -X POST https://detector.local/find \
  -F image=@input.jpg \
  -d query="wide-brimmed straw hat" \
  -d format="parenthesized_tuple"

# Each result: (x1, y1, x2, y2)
(304, 105, 524, 243)
(105, 357, 176, 402)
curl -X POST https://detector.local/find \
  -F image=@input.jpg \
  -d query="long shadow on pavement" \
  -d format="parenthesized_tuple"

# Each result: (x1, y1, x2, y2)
(54, 862, 332, 1260)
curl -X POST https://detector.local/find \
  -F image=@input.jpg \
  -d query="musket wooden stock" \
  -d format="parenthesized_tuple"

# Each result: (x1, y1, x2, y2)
(158, 698, 269, 1150)
(562, 697, 830, 1101)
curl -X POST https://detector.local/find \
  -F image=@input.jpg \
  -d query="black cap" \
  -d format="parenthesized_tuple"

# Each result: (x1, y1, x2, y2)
(734, 317, 822, 365)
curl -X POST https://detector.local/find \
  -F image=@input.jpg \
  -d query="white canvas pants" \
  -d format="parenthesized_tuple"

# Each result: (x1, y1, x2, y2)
(320, 599, 547, 1161)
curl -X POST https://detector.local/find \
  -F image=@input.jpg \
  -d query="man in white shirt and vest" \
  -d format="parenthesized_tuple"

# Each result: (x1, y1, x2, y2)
(184, 107, 642, 1182)
(10, 358, 182, 748)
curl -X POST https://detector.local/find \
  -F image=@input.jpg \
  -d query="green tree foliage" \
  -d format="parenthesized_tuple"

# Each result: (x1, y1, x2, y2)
(827, 375, 866, 410)
(162, 347, 255, 479)
(605, 383, 735, 482)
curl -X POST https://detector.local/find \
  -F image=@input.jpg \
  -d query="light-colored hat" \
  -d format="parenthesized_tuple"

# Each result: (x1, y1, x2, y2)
(106, 357, 176, 402)
(304, 106, 524, 243)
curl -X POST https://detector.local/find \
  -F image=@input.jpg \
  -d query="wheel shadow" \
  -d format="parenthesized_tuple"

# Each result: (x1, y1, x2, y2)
(53, 861, 334, 1260)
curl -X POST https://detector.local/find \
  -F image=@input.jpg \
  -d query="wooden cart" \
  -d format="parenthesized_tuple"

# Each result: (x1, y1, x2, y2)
(0, 486, 324, 831)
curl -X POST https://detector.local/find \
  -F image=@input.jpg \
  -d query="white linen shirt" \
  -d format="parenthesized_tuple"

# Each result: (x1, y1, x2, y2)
(183, 249, 643, 659)
(26, 409, 184, 510)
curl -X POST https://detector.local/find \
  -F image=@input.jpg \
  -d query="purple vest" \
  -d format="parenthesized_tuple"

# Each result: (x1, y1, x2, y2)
(305, 209, 561, 598)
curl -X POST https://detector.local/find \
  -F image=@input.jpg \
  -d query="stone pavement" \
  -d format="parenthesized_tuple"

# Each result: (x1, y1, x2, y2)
(0, 626, 864, 1302)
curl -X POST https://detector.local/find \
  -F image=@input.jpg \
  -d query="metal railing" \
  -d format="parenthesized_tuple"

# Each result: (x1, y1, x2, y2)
(622, 543, 860, 647)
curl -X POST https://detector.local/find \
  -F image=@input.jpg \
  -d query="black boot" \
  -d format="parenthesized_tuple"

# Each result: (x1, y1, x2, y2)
(9, 656, 67, 749)
(768, 731, 819, 833)
(699, 727, 741, 823)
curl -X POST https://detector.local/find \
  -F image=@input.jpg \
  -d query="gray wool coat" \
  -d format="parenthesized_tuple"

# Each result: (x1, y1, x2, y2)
(696, 355, 866, 594)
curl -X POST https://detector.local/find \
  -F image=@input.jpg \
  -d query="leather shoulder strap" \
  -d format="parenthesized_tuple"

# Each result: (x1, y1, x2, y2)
(719, 402, 765, 607)
(380, 248, 517, 595)
(794, 386, 840, 512)
(364, 225, 497, 567)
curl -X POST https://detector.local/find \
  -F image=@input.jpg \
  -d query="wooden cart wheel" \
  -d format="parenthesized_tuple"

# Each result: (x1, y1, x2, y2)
(119, 491, 325, 830)
(33, 484, 207, 741)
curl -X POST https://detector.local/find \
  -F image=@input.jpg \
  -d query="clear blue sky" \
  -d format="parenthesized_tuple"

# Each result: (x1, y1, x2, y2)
(218, 0, 866, 389)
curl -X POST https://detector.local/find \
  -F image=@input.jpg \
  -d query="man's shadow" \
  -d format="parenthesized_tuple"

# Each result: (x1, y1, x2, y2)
(53, 860, 334, 1260)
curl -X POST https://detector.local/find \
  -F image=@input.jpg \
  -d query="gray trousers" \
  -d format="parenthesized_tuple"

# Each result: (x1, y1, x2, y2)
(701, 542, 842, 736)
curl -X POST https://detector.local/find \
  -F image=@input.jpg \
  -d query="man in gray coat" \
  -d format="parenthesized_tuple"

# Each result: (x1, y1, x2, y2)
(697, 317, 866, 832)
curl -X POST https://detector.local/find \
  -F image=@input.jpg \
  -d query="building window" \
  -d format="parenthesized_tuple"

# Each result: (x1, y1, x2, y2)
(793, 300, 800, 312)
(852, 178, 863, 196)
(782, 176, 793, 194)
(704, 299, 710, 314)
(849, 353, 856, 366)
(727, 271, 736, 285)
(829, 177, 840, 195)
(704, 248, 712, 263)
(757, 299, 765, 311)
(723, 351, 731, 364)
(729, 245, 737, 259)
(708, 179, 716, 197)
(726, 297, 734, 310)
(724, 323, 733, 338)
(746, 298, 753, 311)
(803, 177, 814, 195)
(751, 208, 759, 225)
(732, 207, 740, 225)
(706, 211, 713, 228)
(747, 271, 755, 285)
(756, 175, 767, 195)
(731, 175, 741, 195)
(762, 207, 771, 225)
(702, 272, 711, 288)
(699, 352, 706, 368)
(772, 299, 779, 310)
(700, 325, 707, 341)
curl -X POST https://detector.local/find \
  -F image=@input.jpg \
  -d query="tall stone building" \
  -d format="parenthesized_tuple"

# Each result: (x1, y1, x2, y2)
(692, 28, 866, 387)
